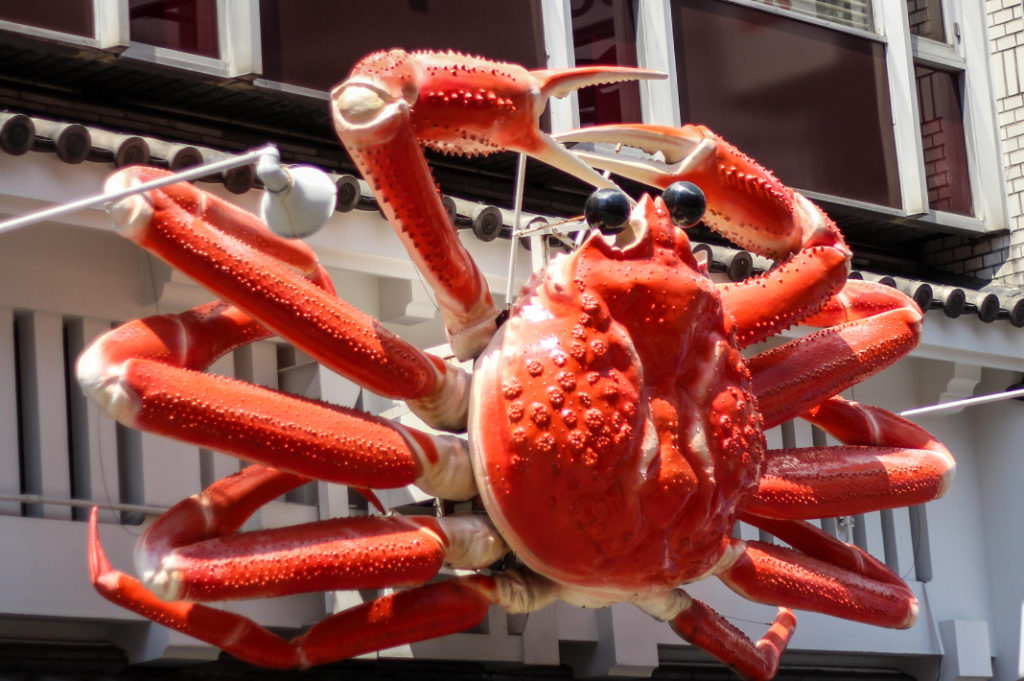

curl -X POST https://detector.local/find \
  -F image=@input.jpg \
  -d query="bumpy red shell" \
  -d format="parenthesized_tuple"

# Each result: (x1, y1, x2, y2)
(471, 195, 765, 594)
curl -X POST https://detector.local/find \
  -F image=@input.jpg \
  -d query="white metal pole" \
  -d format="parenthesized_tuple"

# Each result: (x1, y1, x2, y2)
(504, 152, 529, 308)
(0, 144, 280, 235)
(900, 387, 1024, 417)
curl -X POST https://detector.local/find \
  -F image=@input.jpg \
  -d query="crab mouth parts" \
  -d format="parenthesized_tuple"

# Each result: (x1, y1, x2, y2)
(330, 80, 413, 138)
(586, 200, 653, 257)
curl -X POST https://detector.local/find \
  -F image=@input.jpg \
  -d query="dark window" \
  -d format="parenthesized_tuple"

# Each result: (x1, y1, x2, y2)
(671, 0, 900, 208)
(572, 0, 642, 126)
(0, 0, 92, 37)
(259, 0, 544, 92)
(907, 0, 946, 42)
(129, 0, 219, 59)
(916, 64, 971, 215)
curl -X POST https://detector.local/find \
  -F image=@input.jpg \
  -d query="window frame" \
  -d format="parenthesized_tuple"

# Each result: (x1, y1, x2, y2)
(0, 0, 127, 51)
(551, 0, 1005, 235)
(117, 0, 261, 78)
(0, 0, 263, 78)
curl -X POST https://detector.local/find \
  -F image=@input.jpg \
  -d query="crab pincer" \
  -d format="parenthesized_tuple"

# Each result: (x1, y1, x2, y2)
(331, 50, 665, 359)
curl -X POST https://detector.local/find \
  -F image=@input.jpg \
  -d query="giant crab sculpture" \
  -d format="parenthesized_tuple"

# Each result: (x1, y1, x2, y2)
(81, 50, 954, 681)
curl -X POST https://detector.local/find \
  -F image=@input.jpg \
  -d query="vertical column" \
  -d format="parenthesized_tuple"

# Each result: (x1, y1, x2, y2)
(875, 0, 928, 215)
(635, 0, 682, 126)
(220, 0, 262, 77)
(66, 318, 120, 522)
(139, 432, 202, 509)
(540, 0, 579, 132)
(16, 311, 71, 520)
(0, 308, 19, 516)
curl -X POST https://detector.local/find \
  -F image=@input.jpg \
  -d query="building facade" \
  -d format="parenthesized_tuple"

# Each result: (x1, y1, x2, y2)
(1, 1, 1024, 679)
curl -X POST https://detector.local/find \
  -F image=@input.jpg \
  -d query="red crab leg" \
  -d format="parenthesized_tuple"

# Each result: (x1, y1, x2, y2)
(125, 465, 506, 602)
(332, 50, 663, 359)
(744, 396, 954, 519)
(672, 599, 795, 681)
(739, 515, 903, 589)
(79, 305, 477, 499)
(92, 499, 557, 670)
(102, 167, 469, 430)
(716, 538, 918, 629)
(749, 281, 923, 428)
(90, 511, 499, 669)
(552, 124, 852, 347)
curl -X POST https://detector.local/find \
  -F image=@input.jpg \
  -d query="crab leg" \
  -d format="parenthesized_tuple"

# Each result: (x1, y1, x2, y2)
(101, 167, 468, 430)
(79, 303, 477, 499)
(90, 512, 500, 669)
(739, 515, 904, 589)
(749, 281, 923, 428)
(118, 465, 507, 602)
(552, 124, 852, 347)
(92, 493, 555, 670)
(672, 598, 795, 681)
(716, 538, 918, 629)
(744, 396, 954, 520)
(331, 50, 664, 359)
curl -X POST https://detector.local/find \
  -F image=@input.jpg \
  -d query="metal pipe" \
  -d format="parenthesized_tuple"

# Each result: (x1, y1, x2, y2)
(504, 152, 529, 308)
(0, 144, 280, 235)
(900, 386, 1024, 417)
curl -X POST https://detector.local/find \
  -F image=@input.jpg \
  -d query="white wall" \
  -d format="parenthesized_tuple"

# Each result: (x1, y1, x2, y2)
(0, 151, 1021, 678)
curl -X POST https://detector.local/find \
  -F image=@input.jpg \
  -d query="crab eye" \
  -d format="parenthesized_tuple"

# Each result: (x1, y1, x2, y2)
(662, 181, 706, 228)
(584, 188, 631, 234)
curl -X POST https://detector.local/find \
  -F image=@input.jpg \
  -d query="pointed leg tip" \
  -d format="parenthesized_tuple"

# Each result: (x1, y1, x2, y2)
(88, 506, 114, 585)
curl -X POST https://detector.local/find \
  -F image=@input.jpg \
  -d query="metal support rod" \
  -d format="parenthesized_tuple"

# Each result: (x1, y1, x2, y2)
(900, 386, 1024, 417)
(0, 144, 280, 235)
(504, 152, 529, 308)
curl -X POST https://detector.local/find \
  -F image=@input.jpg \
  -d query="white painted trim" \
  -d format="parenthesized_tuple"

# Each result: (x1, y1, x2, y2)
(957, 0, 1008, 230)
(718, 0, 882, 41)
(878, 0, 929, 216)
(119, 42, 231, 77)
(800, 188, 999, 235)
(0, 19, 102, 49)
(220, 0, 262, 78)
(540, 0, 579, 132)
(251, 78, 330, 101)
(912, 34, 965, 68)
(93, 0, 129, 50)
(635, 0, 681, 126)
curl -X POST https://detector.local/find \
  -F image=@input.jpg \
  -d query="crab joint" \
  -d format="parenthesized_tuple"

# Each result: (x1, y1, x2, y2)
(404, 430, 477, 502)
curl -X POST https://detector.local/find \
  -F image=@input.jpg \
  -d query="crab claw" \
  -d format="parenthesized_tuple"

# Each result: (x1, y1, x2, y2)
(553, 124, 846, 262)
(331, 51, 664, 359)
(334, 50, 665, 189)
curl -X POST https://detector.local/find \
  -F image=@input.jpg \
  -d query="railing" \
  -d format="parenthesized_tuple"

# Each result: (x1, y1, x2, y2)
(0, 306, 933, 587)
(736, 417, 933, 583)
(0, 308, 327, 524)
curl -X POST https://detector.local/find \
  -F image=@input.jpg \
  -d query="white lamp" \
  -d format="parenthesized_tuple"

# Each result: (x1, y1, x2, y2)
(257, 154, 337, 239)
(0, 144, 337, 240)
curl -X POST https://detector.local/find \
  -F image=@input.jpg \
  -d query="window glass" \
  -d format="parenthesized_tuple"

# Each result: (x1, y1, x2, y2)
(748, 0, 874, 33)
(259, 0, 544, 92)
(572, 0, 642, 125)
(916, 64, 971, 215)
(0, 0, 92, 37)
(906, 0, 946, 42)
(129, 0, 219, 59)
(672, 0, 900, 207)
